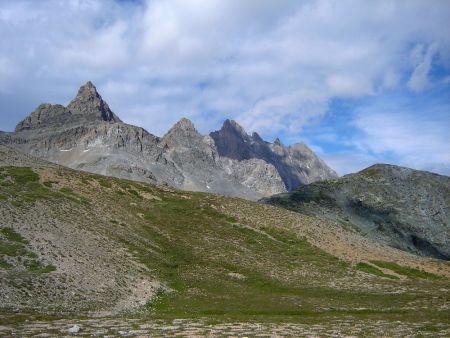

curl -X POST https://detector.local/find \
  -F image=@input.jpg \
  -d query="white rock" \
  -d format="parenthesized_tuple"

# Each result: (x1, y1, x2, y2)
(68, 324, 81, 333)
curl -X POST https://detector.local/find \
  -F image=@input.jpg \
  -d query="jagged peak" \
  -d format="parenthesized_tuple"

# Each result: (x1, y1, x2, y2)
(72, 81, 99, 101)
(171, 117, 196, 132)
(67, 81, 121, 123)
(252, 132, 263, 142)
(221, 119, 248, 137)
(274, 137, 283, 147)
(161, 118, 201, 147)
(14, 103, 72, 132)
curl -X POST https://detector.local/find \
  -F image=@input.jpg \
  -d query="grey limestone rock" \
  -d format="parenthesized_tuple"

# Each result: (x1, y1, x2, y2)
(1, 81, 337, 200)
(262, 164, 450, 260)
(210, 119, 338, 190)
(67, 81, 121, 123)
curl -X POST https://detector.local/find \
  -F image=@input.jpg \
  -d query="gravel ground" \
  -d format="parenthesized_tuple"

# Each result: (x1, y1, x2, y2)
(1, 317, 450, 337)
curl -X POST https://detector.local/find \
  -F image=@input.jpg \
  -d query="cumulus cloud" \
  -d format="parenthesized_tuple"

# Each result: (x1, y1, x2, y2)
(351, 95, 450, 175)
(0, 0, 449, 173)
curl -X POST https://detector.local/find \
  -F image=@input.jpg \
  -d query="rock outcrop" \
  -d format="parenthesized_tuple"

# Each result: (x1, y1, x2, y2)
(210, 119, 338, 190)
(262, 164, 450, 259)
(1, 81, 337, 199)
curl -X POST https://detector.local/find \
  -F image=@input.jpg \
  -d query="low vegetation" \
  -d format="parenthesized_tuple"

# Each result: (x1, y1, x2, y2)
(0, 226, 54, 273)
(370, 260, 443, 280)
(355, 262, 398, 279)
(0, 160, 448, 334)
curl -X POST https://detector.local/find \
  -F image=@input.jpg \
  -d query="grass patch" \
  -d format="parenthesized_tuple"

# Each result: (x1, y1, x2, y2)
(59, 187, 73, 194)
(0, 257, 12, 269)
(2, 167, 39, 184)
(43, 181, 58, 188)
(127, 188, 142, 199)
(10, 200, 22, 208)
(97, 178, 112, 188)
(0, 241, 27, 256)
(25, 260, 56, 273)
(120, 196, 360, 318)
(0, 227, 27, 243)
(356, 262, 398, 279)
(59, 186, 90, 206)
(360, 167, 381, 178)
(370, 261, 443, 280)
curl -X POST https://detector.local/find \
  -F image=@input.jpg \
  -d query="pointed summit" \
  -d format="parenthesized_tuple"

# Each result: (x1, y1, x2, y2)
(210, 119, 254, 161)
(67, 81, 121, 123)
(161, 117, 201, 148)
(221, 119, 248, 137)
(170, 117, 196, 132)
(252, 132, 263, 142)
(274, 138, 283, 147)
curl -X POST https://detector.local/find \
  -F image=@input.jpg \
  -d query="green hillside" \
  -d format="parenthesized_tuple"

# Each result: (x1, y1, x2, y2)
(0, 145, 449, 335)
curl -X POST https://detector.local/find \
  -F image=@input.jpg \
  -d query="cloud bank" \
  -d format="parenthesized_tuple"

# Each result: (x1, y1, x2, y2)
(0, 0, 449, 175)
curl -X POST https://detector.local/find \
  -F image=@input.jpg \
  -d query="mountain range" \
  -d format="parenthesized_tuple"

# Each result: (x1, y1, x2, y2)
(0, 81, 337, 200)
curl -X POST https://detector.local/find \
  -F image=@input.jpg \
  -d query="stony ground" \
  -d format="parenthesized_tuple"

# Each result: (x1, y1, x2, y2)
(1, 317, 450, 337)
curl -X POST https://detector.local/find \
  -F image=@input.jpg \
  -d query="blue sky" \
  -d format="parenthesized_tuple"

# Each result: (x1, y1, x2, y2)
(0, 0, 449, 175)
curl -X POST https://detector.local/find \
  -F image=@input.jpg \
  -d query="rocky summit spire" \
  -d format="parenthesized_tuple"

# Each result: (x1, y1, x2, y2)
(67, 81, 121, 123)
(169, 117, 196, 132)
(274, 138, 283, 147)
(210, 119, 255, 161)
(161, 117, 201, 148)
(221, 119, 248, 137)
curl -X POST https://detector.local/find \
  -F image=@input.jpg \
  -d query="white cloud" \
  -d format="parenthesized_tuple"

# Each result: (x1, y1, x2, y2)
(408, 43, 438, 92)
(58, 21, 129, 69)
(326, 74, 373, 97)
(0, 0, 449, 173)
(352, 101, 450, 174)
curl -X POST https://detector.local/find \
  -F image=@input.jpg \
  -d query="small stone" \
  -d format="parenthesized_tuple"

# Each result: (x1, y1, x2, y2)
(68, 324, 81, 333)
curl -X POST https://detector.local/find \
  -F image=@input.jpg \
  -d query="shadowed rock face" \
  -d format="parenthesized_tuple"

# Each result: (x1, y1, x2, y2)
(210, 119, 338, 190)
(1, 81, 336, 200)
(262, 164, 450, 260)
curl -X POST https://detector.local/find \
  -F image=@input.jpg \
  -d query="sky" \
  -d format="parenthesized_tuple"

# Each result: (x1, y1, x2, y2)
(0, 0, 449, 176)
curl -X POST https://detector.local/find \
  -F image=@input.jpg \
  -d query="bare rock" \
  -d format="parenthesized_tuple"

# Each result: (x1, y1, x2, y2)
(1, 81, 337, 200)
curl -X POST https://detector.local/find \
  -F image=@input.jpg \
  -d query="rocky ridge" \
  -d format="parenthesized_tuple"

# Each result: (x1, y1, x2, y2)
(262, 164, 450, 260)
(0, 81, 336, 199)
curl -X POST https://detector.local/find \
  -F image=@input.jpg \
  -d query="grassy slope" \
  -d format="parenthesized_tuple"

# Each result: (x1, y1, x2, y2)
(0, 149, 449, 326)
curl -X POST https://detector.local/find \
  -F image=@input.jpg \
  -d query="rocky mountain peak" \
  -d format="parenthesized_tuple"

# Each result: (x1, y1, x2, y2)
(210, 119, 254, 161)
(252, 132, 263, 142)
(171, 118, 196, 132)
(274, 138, 283, 147)
(161, 118, 201, 148)
(15, 103, 72, 132)
(14, 81, 121, 132)
(67, 81, 121, 123)
(221, 119, 248, 137)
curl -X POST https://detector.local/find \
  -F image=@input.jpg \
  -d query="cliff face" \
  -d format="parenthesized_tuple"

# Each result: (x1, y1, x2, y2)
(1, 81, 336, 200)
(210, 119, 338, 190)
(262, 164, 450, 260)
